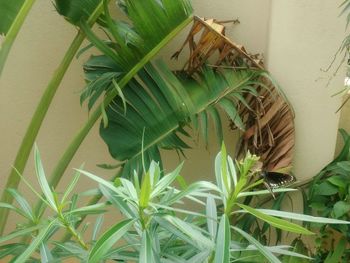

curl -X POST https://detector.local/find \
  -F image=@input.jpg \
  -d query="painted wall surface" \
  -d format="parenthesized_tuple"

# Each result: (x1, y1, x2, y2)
(267, 0, 346, 181)
(0, 0, 346, 234)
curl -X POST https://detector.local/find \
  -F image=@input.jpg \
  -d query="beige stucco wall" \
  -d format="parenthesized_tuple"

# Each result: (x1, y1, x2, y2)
(267, 0, 346, 180)
(0, 0, 347, 235)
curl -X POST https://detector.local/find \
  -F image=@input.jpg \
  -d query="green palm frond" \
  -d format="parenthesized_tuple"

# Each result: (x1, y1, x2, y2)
(97, 61, 265, 178)
(80, 0, 193, 109)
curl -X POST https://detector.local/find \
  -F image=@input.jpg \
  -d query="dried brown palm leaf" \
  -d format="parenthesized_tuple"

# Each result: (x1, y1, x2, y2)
(174, 16, 295, 175)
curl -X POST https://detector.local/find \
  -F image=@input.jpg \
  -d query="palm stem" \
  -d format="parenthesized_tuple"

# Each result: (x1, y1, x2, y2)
(0, 2, 105, 235)
(0, 0, 37, 76)
(33, 15, 194, 219)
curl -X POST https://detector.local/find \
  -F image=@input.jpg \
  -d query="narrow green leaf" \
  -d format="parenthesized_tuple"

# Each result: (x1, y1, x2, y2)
(163, 215, 214, 250)
(333, 201, 350, 218)
(237, 204, 314, 235)
(68, 202, 108, 216)
(89, 219, 134, 263)
(92, 215, 104, 241)
(238, 188, 297, 198)
(139, 230, 153, 263)
(218, 98, 244, 130)
(77, 169, 125, 197)
(151, 162, 183, 199)
(0, 202, 28, 219)
(61, 166, 82, 206)
(253, 209, 350, 224)
(99, 185, 137, 218)
(0, 224, 44, 243)
(34, 145, 57, 211)
(232, 226, 281, 263)
(214, 215, 230, 263)
(40, 243, 53, 263)
(139, 171, 152, 208)
(5, 188, 34, 221)
(14, 221, 56, 263)
(101, 101, 109, 128)
(112, 78, 127, 115)
(208, 107, 223, 145)
(0, 243, 27, 259)
(206, 194, 218, 239)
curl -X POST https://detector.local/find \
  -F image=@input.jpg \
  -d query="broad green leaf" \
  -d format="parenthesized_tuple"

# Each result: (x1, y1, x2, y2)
(89, 219, 135, 263)
(214, 215, 230, 263)
(14, 221, 56, 263)
(314, 181, 339, 196)
(237, 204, 314, 235)
(327, 175, 347, 188)
(34, 145, 57, 211)
(231, 226, 281, 263)
(99, 62, 260, 179)
(333, 201, 350, 218)
(139, 230, 153, 263)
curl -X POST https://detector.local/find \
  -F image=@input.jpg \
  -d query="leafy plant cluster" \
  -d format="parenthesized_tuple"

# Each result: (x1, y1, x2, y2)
(306, 129, 350, 262)
(1, 145, 348, 262)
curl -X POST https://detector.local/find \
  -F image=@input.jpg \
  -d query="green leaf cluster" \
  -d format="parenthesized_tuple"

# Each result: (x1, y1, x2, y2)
(306, 129, 350, 262)
(2, 145, 347, 262)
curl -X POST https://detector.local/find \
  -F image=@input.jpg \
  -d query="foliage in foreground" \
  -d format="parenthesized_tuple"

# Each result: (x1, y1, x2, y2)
(1, 145, 348, 262)
(305, 129, 350, 262)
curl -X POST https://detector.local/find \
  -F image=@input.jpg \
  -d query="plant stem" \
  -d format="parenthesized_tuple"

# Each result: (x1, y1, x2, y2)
(33, 15, 194, 218)
(0, 2, 106, 235)
(0, 0, 37, 76)
(59, 214, 88, 250)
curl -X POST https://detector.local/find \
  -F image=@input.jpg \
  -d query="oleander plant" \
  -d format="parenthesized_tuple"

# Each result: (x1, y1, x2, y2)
(0, 145, 348, 262)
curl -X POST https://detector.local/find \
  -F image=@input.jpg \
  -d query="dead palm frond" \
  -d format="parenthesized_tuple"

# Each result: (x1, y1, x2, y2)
(174, 16, 295, 173)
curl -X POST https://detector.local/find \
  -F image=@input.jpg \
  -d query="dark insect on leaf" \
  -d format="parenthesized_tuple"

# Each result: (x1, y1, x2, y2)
(261, 171, 296, 188)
